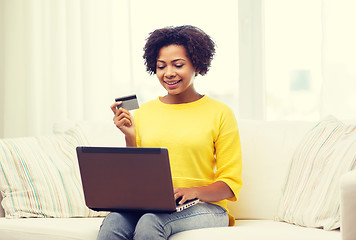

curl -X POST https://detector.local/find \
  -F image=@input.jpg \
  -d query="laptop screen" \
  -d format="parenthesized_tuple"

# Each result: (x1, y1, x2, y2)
(76, 147, 177, 213)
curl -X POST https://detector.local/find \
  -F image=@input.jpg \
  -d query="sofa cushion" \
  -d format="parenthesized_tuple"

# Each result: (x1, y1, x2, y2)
(0, 125, 107, 218)
(170, 220, 340, 240)
(276, 116, 356, 230)
(0, 217, 104, 240)
(228, 120, 315, 220)
(0, 218, 340, 240)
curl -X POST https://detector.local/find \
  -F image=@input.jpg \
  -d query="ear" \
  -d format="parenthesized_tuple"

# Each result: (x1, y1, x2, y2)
(194, 69, 200, 77)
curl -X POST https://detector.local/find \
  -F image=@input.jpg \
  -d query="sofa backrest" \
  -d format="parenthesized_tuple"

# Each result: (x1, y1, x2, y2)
(0, 119, 314, 220)
(53, 120, 126, 147)
(228, 119, 315, 220)
(63, 120, 315, 221)
(0, 121, 125, 219)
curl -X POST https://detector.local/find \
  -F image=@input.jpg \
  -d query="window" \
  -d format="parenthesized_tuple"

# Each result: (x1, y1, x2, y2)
(128, 0, 239, 111)
(264, 0, 322, 120)
(263, 0, 356, 121)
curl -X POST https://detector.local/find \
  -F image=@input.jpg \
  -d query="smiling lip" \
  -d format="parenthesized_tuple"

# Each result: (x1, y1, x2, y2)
(164, 79, 182, 88)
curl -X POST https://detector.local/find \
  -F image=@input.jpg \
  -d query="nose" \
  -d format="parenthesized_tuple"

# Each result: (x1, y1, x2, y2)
(165, 66, 176, 78)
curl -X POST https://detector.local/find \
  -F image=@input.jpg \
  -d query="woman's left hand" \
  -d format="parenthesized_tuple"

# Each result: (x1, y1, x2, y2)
(173, 181, 234, 205)
(174, 187, 198, 205)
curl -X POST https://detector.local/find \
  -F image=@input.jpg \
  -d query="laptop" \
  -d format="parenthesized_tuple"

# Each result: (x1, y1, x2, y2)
(76, 146, 199, 213)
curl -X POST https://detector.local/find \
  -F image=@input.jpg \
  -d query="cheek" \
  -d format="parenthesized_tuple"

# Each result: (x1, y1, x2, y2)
(183, 71, 195, 82)
(180, 67, 195, 78)
(156, 71, 163, 80)
(156, 73, 166, 85)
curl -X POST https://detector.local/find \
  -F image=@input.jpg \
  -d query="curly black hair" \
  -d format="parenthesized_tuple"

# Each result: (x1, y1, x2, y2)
(143, 25, 216, 76)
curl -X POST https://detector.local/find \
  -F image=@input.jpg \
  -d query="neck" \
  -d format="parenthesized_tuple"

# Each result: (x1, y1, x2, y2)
(161, 92, 203, 104)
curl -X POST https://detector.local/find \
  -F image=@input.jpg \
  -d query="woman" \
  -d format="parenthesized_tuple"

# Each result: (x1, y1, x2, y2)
(98, 25, 242, 240)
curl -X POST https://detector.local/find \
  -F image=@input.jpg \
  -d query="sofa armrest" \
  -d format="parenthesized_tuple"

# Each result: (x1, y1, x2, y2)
(340, 170, 356, 240)
(0, 193, 4, 217)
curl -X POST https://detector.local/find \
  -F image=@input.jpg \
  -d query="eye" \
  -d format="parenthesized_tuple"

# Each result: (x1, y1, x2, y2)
(175, 64, 184, 68)
(157, 65, 165, 70)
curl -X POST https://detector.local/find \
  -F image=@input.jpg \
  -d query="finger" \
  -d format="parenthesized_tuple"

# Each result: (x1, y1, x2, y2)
(174, 187, 181, 194)
(115, 113, 132, 127)
(115, 111, 131, 121)
(174, 191, 183, 200)
(117, 118, 132, 128)
(113, 108, 128, 122)
(179, 196, 187, 205)
(115, 106, 131, 118)
(111, 102, 122, 114)
(115, 117, 132, 130)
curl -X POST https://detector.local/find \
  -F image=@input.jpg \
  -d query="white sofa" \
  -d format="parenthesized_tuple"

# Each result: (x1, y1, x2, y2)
(0, 119, 355, 240)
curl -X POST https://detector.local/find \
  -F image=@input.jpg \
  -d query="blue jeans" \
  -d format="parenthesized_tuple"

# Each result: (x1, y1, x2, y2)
(96, 202, 228, 240)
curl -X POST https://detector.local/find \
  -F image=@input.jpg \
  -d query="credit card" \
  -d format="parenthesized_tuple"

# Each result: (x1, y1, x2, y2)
(115, 94, 139, 111)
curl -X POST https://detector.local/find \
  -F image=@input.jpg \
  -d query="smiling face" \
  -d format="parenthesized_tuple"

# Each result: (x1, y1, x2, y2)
(156, 45, 200, 103)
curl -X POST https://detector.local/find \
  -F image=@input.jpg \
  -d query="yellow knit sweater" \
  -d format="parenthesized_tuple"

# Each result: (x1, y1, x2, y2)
(133, 96, 242, 225)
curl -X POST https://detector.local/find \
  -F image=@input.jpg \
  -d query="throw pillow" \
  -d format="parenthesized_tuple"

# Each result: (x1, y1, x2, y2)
(276, 115, 356, 230)
(0, 125, 108, 218)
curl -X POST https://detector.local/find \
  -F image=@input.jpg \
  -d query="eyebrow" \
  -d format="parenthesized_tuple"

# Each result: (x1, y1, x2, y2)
(157, 59, 186, 63)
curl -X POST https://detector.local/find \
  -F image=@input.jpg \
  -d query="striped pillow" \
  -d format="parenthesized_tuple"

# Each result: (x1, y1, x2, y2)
(276, 116, 356, 230)
(0, 126, 107, 218)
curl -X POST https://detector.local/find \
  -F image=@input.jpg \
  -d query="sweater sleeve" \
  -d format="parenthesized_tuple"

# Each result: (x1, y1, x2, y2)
(214, 107, 243, 202)
(133, 110, 142, 147)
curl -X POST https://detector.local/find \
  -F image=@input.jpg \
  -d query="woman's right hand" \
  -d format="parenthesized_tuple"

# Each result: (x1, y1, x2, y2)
(111, 102, 137, 147)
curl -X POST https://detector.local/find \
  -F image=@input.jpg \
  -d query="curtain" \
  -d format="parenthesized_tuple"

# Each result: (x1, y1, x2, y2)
(0, 0, 132, 137)
(321, 0, 356, 119)
(0, 0, 240, 138)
